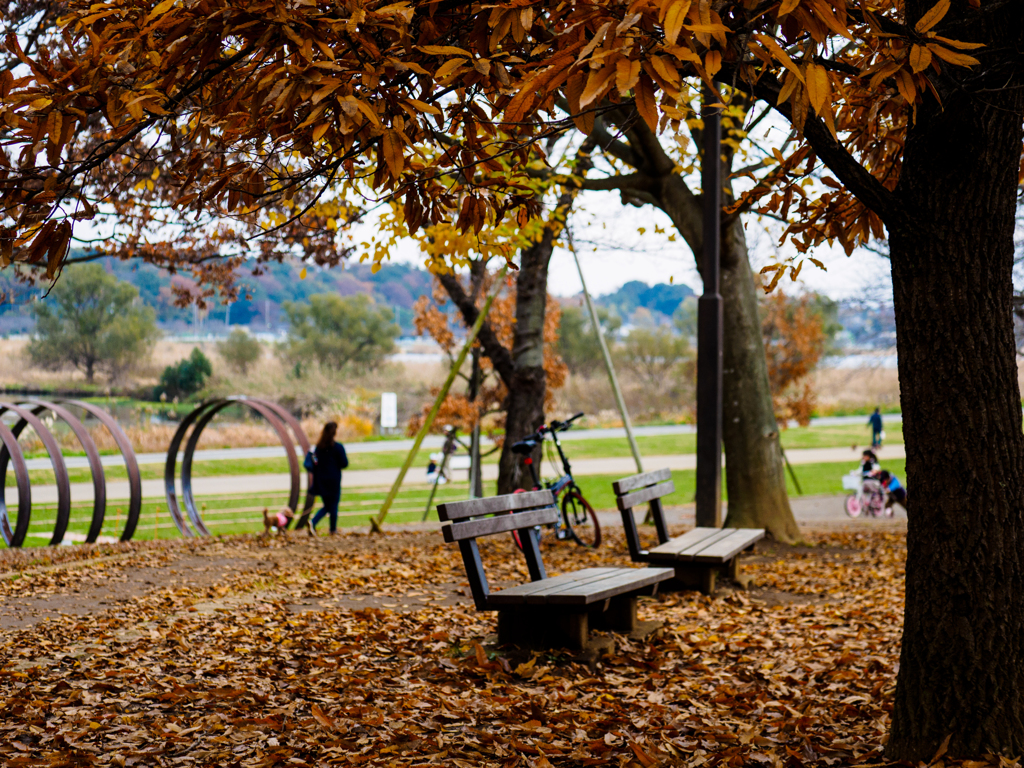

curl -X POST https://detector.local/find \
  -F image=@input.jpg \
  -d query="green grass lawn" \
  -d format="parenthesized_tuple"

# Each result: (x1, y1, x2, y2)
(11, 455, 908, 547)
(13, 481, 481, 545)
(10, 421, 903, 488)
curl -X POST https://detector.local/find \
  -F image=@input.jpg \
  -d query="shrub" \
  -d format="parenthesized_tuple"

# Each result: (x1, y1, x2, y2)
(157, 348, 213, 400)
(216, 328, 263, 374)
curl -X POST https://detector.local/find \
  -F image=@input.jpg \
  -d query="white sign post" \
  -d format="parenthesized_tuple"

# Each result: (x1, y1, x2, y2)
(380, 392, 398, 433)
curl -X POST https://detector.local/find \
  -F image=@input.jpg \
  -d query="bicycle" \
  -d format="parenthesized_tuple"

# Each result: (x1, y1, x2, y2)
(842, 472, 894, 518)
(509, 412, 601, 548)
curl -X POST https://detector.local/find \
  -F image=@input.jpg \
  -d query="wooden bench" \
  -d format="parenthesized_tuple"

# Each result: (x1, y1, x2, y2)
(613, 468, 765, 594)
(438, 489, 674, 651)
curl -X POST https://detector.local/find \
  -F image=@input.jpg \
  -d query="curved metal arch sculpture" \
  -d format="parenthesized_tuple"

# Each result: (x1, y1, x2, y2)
(250, 398, 317, 527)
(0, 419, 32, 548)
(0, 402, 73, 546)
(61, 400, 144, 542)
(165, 397, 312, 537)
(19, 399, 106, 543)
(0, 399, 142, 548)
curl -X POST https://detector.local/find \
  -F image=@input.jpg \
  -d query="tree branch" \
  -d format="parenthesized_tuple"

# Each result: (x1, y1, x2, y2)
(580, 173, 654, 192)
(435, 271, 516, 386)
(733, 70, 905, 226)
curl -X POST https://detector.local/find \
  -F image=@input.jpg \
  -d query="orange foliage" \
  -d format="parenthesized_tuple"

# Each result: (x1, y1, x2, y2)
(0, 0, 976, 290)
(761, 291, 827, 428)
(408, 274, 566, 440)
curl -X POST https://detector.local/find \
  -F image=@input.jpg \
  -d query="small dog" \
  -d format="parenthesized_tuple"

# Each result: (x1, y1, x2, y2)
(263, 506, 295, 536)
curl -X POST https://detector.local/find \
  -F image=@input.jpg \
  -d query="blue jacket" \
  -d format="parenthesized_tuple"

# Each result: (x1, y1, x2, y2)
(868, 412, 883, 432)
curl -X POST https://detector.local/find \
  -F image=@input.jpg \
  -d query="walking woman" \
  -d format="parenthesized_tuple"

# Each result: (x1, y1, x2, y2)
(308, 421, 348, 535)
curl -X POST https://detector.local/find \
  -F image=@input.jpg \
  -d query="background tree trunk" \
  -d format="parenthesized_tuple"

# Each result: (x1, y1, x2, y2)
(886, 54, 1024, 758)
(496, 238, 555, 494)
(595, 109, 799, 541)
(719, 216, 799, 541)
(651, 161, 798, 541)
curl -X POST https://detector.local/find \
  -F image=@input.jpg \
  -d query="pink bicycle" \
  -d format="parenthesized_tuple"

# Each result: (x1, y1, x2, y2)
(843, 474, 894, 518)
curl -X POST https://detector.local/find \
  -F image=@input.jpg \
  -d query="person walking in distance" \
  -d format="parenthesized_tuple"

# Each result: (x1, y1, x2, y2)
(308, 422, 348, 535)
(868, 407, 884, 449)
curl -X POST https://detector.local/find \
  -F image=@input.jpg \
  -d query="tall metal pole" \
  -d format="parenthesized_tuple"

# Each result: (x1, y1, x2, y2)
(695, 87, 723, 528)
(567, 230, 644, 475)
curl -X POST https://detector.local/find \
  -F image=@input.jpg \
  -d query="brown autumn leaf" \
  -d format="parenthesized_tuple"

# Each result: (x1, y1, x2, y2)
(0, 524, 933, 768)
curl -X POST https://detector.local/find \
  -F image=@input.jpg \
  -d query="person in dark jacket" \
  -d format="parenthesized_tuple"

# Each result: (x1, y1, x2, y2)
(868, 408, 884, 449)
(308, 421, 348, 535)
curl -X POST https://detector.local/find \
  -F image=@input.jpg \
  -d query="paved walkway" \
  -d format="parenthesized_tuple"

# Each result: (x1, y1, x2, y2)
(15, 444, 905, 504)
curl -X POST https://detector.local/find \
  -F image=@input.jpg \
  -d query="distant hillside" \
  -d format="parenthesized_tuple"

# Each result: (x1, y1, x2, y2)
(588, 280, 695, 325)
(0, 256, 435, 334)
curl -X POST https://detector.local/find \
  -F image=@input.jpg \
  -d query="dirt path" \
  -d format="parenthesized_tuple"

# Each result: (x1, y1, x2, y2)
(0, 501, 905, 633)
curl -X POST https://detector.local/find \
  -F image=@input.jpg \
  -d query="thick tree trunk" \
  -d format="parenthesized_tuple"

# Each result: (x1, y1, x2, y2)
(886, 52, 1024, 758)
(719, 217, 799, 541)
(497, 239, 552, 494)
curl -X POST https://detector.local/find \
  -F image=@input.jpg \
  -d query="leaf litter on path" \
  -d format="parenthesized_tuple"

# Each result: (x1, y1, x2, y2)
(0, 525, 1009, 768)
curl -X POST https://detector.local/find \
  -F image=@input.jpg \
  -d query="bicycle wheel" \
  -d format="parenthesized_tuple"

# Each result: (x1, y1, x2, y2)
(845, 493, 862, 518)
(868, 491, 886, 517)
(562, 490, 601, 548)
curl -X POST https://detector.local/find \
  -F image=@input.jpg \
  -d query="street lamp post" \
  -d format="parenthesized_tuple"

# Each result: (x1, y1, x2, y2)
(695, 87, 723, 528)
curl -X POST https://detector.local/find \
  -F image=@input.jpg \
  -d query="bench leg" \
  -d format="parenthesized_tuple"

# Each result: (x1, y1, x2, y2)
(726, 556, 754, 589)
(591, 596, 636, 632)
(667, 565, 716, 595)
(497, 608, 588, 651)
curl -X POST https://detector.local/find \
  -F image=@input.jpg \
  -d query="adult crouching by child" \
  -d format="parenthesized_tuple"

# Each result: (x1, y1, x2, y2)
(307, 421, 348, 536)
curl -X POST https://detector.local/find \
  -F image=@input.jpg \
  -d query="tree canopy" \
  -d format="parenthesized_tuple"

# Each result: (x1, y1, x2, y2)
(28, 262, 159, 383)
(216, 328, 263, 374)
(282, 293, 399, 373)
(4, 0, 1024, 761)
(0, 0, 988, 275)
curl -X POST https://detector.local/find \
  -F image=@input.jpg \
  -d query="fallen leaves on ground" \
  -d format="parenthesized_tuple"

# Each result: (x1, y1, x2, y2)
(0, 525, 1008, 767)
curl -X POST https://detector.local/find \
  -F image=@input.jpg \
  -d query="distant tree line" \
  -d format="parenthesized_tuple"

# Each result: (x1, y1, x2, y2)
(25, 264, 402, 397)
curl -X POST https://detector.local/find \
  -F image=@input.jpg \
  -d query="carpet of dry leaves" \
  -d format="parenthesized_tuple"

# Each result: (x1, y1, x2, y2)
(0, 523, 1006, 768)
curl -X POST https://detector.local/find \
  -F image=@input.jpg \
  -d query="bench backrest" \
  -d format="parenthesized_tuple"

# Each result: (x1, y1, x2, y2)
(438, 490, 557, 610)
(612, 468, 674, 561)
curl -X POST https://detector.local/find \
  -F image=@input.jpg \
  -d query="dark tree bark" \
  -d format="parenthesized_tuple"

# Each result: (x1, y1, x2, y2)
(730, 1, 1024, 757)
(883, 5, 1024, 756)
(496, 236, 555, 494)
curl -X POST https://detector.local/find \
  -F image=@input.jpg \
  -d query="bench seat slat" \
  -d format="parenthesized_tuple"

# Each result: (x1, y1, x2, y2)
(616, 480, 676, 513)
(442, 506, 558, 542)
(612, 467, 672, 495)
(438, 490, 553, 521)
(521, 568, 637, 604)
(534, 567, 675, 605)
(674, 528, 738, 557)
(647, 527, 726, 556)
(485, 568, 617, 606)
(685, 529, 765, 563)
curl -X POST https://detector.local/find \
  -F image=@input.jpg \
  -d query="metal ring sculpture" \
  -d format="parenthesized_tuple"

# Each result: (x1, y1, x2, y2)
(63, 400, 144, 543)
(0, 419, 31, 548)
(0, 401, 73, 547)
(165, 397, 314, 537)
(0, 399, 143, 548)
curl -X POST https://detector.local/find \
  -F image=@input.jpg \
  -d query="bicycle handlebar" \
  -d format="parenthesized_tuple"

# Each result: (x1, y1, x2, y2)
(548, 412, 584, 433)
(511, 412, 585, 454)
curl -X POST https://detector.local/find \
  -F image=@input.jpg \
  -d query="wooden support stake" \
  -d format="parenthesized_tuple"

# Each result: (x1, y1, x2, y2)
(371, 266, 508, 532)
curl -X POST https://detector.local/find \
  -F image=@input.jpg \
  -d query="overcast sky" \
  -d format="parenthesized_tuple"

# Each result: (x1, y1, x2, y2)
(370, 187, 895, 302)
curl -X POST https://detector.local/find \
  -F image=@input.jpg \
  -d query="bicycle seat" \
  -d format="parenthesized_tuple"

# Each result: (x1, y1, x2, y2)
(510, 437, 540, 455)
